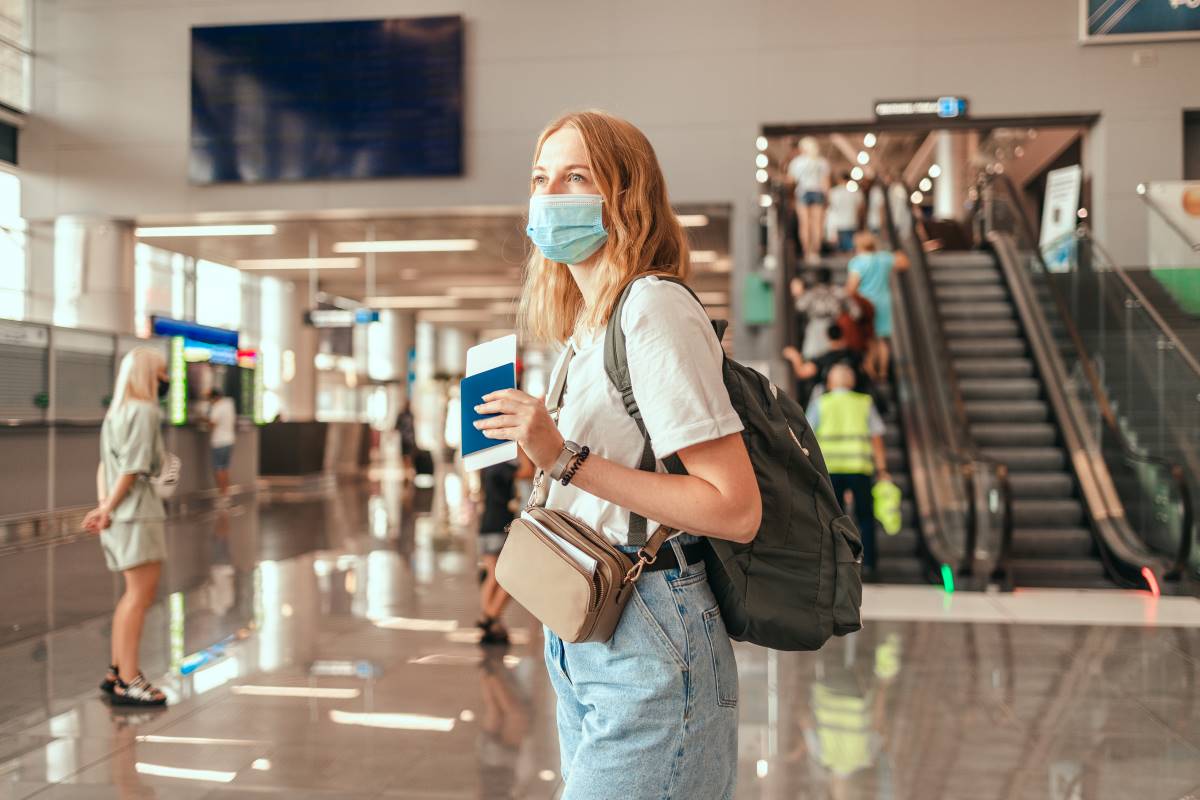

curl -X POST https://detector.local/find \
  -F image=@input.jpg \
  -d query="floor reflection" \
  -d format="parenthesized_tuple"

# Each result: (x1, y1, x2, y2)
(0, 475, 1198, 799)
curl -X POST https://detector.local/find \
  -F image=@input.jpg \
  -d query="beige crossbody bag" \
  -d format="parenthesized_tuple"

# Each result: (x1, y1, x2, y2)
(494, 346, 672, 644)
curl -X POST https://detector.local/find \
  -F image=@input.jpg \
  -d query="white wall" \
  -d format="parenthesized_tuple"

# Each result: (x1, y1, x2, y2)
(21, 0, 1200, 266)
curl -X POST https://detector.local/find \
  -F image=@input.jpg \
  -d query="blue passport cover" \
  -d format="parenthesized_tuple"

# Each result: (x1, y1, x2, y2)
(460, 363, 516, 456)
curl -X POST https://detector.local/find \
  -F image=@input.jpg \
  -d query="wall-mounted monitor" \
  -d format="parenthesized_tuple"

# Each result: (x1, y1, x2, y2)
(190, 15, 464, 183)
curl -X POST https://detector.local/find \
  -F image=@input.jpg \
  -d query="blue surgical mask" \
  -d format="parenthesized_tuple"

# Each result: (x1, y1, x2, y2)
(526, 194, 608, 265)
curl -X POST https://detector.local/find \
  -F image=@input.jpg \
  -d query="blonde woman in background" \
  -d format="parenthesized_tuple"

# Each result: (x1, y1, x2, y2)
(82, 346, 170, 706)
(788, 136, 831, 266)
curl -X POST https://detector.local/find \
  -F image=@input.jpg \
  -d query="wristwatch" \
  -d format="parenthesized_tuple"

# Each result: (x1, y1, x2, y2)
(549, 440, 584, 483)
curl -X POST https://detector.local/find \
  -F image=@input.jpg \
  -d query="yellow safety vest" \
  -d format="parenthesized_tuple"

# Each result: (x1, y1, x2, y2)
(816, 390, 874, 475)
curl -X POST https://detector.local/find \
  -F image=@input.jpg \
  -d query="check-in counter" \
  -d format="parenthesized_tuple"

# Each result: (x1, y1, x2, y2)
(0, 420, 260, 519)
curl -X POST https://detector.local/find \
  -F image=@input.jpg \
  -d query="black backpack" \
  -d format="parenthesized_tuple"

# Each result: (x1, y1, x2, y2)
(605, 277, 863, 651)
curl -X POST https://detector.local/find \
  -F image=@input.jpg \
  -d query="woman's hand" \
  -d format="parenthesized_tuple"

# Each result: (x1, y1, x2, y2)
(474, 389, 564, 471)
(82, 505, 112, 533)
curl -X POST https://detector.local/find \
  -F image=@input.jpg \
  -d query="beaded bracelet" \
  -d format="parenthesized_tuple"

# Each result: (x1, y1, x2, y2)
(560, 445, 590, 486)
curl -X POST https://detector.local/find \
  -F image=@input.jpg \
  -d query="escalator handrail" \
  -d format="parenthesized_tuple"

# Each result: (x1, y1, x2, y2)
(883, 181, 1014, 580)
(986, 174, 1194, 580)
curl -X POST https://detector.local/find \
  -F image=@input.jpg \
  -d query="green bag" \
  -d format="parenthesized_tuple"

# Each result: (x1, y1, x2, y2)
(605, 277, 862, 652)
(873, 480, 903, 536)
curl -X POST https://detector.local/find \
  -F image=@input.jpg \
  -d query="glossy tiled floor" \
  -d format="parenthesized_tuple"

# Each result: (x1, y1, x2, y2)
(2, 475, 1199, 799)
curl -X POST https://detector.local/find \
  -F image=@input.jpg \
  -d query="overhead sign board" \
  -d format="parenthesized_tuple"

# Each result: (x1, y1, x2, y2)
(874, 97, 968, 119)
(304, 309, 380, 328)
(1081, 0, 1200, 44)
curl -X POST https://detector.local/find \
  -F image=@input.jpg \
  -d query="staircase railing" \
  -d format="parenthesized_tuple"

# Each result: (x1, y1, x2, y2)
(983, 174, 1193, 586)
(885, 182, 1013, 587)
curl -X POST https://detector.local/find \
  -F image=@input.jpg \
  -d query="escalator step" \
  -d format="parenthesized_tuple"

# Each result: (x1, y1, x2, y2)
(1012, 498, 1086, 526)
(965, 400, 1049, 422)
(939, 301, 1014, 319)
(969, 422, 1057, 446)
(959, 377, 1041, 400)
(884, 428, 902, 447)
(944, 319, 1020, 337)
(930, 268, 1001, 285)
(927, 252, 997, 269)
(980, 446, 1066, 470)
(954, 358, 1034, 377)
(1008, 472, 1075, 497)
(1008, 527, 1095, 558)
(877, 528, 919, 556)
(948, 338, 1027, 357)
(935, 284, 1009, 301)
(1007, 558, 1111, 588)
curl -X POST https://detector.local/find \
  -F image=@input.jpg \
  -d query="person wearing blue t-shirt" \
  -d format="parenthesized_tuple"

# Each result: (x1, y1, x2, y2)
(845, 231, 909, 382)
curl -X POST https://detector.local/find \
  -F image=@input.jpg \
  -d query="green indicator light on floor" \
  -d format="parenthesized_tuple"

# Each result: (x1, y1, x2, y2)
(940, 564, 955, 594)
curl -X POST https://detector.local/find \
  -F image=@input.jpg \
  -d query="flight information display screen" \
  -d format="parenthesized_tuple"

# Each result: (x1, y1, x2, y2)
(190, 16, 463, 183)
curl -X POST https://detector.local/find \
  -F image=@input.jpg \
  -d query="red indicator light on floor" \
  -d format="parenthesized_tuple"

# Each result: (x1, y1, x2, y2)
(1140, 566, 1160, 598)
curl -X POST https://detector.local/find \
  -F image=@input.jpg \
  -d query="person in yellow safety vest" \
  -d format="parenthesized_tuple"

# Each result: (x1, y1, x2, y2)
(807, 364, 889, 579)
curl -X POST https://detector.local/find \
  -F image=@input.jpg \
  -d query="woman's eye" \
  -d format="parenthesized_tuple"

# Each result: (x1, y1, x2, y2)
(532, 175, 546, 185)
(567, 173, 585, 183)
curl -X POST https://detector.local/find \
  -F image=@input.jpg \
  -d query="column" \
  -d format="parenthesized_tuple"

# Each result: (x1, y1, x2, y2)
(52, 215, 135, 333)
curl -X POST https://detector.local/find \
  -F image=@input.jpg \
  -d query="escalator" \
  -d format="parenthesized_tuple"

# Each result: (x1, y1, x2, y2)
(928, 250, 1108, 587)
(874, 379, 926, 584)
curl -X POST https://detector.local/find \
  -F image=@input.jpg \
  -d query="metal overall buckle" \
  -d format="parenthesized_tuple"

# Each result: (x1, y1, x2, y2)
(623, 547, 658, 585)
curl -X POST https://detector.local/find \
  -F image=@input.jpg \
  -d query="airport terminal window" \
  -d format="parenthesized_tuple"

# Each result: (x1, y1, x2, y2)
(0, 170, 24, 320)
(0, 0, 28, 110)
(134, 244, 190, 337)
(195, 259, 242, 332)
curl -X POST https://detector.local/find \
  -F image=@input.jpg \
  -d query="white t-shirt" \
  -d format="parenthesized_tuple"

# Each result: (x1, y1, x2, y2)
(210, 396, 237, 448)
(545, 277, 744, 546)
(788, 155, 830, 195)
(827, 184, 862, 232)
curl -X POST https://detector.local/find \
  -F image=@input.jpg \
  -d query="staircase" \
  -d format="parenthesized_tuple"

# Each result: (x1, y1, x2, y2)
(927, 251, 1112, 588)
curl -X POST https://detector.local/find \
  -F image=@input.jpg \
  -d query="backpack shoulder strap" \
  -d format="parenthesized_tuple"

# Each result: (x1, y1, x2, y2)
(602, 275, 726, 545)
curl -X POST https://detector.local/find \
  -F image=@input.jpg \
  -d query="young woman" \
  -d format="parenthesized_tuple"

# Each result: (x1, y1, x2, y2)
(845, 231, 910, 382)
(82, 346, 170, 706)
(473, 111, 761, 799)
(788, 136, 831, 266)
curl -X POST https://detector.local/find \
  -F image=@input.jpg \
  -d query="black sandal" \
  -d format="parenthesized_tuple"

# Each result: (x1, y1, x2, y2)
(100, 664, 119, 695)
(478, 617, 510, 646)
(111, 673, 167, 707)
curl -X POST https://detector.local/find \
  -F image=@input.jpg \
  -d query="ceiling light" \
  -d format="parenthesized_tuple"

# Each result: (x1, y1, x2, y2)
(676, 214, 709, 227)
(1077, 208, 1088, 219)
(236, 257, 360, 270)
(691, 250, 719, 263)
(756, 135, 768, 151)
(863, 133, 877, 147)
(850, 166, 864, 181)
(847, 180, 859, 193)
(363, 296, 461, 309)
(910, 191, 924, 204)
(252, 759, 271, 771)
(755, 153, 769, 169)
(756, 169, 769, 183)
(929, 163, 943, 178)
(135, 224, 277, 238)
(918, 177, 933, 192)
(135, 764, 236, 783)
(447, 286, 520, 299)
(231, 685, 361, 699)
(136, 736, 264, 746)
(333, 239, 478, 253)
(329, 710, 455, 732)
(759, 194, 773, 208)
(856, 151, 870, 165)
